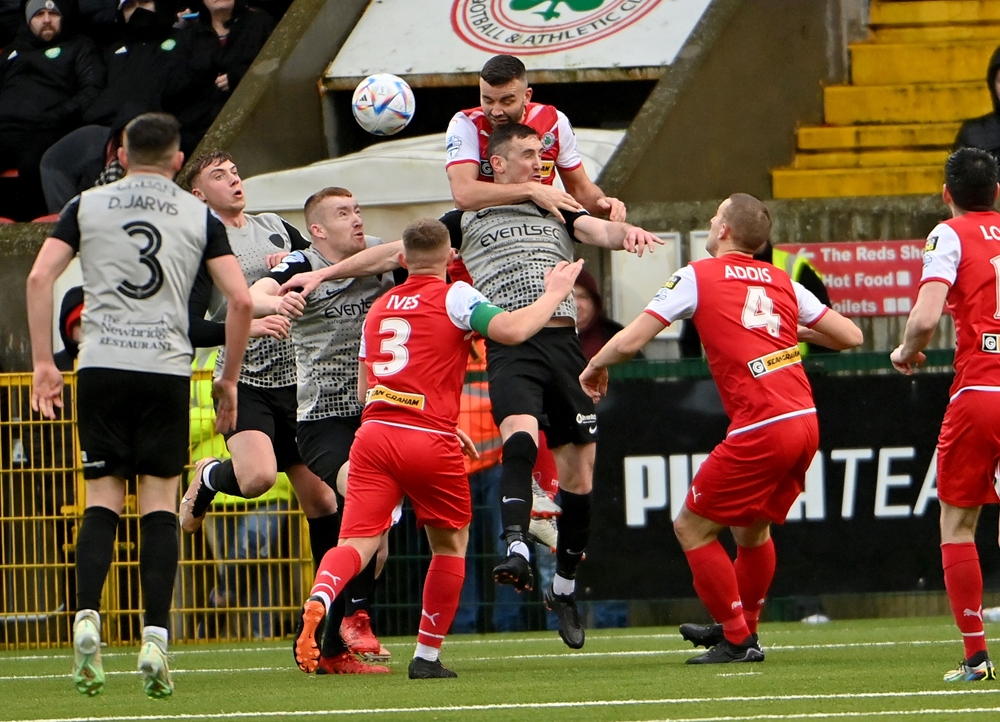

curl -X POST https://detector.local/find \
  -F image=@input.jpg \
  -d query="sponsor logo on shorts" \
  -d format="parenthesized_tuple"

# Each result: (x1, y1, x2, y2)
(365, 385, 426, 410)
(983, 333, 1000, 353)
(747, 346, 801, 378)
(576, 413, 597, 425)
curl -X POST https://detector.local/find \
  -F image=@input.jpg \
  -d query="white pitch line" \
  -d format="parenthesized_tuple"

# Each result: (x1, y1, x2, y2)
(637, 708, 1000, 722)
(3, 688, 1000, 722)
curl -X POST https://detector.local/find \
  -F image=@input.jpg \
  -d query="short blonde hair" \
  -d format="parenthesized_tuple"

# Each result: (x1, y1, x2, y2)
(304, 187, 353, 226)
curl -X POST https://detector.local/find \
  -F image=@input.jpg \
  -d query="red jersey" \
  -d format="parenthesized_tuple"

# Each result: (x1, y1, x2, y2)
(445, 102, 582, 183)
(359, 275, 490, 434)
(645, 254, 828, 435)
(921, 212, 1000, 398)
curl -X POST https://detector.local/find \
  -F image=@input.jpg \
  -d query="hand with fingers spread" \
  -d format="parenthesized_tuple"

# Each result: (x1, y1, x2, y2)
(622, 226, 663, 257)
(31, 363, 64, 420)
(251, 314, 291, 340)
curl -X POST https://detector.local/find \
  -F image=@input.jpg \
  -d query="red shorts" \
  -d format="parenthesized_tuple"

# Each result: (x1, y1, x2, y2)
(686, 413, 819, 527)
(936, 390, 1000, 508)
(340, 421, 472, 538)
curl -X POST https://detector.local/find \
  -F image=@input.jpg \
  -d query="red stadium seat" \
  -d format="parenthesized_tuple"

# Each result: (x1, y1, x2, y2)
(0, 216, 14, 224)
(32, 214, 59, 223)
(0, 169, 18, 179)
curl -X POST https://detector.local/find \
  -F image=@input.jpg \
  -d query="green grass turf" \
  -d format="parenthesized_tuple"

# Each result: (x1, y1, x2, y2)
(3, 616, 1000, 721)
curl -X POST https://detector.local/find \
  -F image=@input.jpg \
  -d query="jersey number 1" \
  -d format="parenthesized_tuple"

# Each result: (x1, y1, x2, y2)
(741, 286, 781, 337)
(373, 318, 411, 375)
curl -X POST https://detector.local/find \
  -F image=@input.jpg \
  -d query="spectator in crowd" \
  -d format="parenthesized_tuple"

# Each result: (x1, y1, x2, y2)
(0, 0, 21, 47)
(39, 0, 190, 212)
(54, 285, 84, 371)
(0, 0, 103, 220)
(954, 44, 1000, 165)
(175, 0, 274, 156)
(574, 269, 639, 362)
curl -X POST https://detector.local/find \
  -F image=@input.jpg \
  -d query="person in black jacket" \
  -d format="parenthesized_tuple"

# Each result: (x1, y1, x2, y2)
(955, 45, 1000, 165)
(38, 0, 189, 212)
(172, 0, 272, 156)
(0, 0, 103, 219)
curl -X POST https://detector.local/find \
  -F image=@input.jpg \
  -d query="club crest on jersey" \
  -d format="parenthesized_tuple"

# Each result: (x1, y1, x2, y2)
(747, 346, 801, 378)
(925, 235, 938, 253)
(983, 333, 1000, 354)
(663, 274, 682, 290)
(541, 132, 556, 150)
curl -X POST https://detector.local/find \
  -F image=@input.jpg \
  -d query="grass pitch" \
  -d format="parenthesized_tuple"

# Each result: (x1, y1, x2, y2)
(3, 616, 999, 721)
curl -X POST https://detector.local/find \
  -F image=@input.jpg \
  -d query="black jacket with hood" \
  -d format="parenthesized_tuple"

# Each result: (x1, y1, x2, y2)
(0, 0, 104, 132)
(955, 45, 1000, 164)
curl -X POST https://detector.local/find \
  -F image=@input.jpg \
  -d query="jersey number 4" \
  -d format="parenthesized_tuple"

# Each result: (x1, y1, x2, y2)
(117, 221, 164, 300)
(741, 286, 781, 337)
(373, 318, 411, 375)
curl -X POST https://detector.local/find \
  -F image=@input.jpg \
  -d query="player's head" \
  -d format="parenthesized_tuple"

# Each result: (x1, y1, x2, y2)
(184, 151, 245, 214)
(479, 54, 531, 128)
(399, 218, 453, 272)
(304, 187, 366, 257)
(707, 193, 771, 256)
(944, 147, 999, 213)
(488, 123, 542, 185)
(120, 112, 183, 176)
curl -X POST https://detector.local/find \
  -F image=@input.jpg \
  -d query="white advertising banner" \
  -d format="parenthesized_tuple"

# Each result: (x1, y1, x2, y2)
(325, 0, 712, 87)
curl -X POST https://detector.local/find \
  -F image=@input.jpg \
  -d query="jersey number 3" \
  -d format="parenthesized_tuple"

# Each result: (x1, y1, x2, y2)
(742, 286, 781, 337)
(117, 221, 164, 300)
(373, 318, 411, 375)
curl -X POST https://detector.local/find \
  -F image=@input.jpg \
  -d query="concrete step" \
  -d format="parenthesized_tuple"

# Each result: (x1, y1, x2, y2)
(772, 166, 943, 198)
(824, 81, 990, 124)
(851, 40, 998, 85)
(790, 149, 950, 169)
(873, 23, 1000, 43)
(870, 0, 1000, 26)
(797, 122, 961, 151)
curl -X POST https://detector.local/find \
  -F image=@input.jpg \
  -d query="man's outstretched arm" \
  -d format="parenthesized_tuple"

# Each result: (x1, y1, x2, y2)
(890, 281, 949, 374)
(277, 241, 404, 297)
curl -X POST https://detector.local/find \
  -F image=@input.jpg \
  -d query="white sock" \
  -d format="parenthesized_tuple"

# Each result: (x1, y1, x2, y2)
(74, 609, 100, 630)
(201, 460, 220, 491)
(142, 625, 169, 651)
(311, 591, 332, 612)
(552, 573, 575, 596)
(508, 541, 530, 561)
(414, 643, 440, 662)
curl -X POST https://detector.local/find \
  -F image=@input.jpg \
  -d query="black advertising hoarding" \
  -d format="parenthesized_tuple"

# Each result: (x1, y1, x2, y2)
(586, 372, 1000, 600)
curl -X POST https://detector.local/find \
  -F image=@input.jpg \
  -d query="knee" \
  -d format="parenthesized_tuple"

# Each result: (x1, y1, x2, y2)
(238, 470, 277, 498)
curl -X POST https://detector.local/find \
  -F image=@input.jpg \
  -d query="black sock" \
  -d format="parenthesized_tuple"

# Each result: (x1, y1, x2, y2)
(208, 459, 245, 498)
(556, 490, 592, 581)
(344, 555, 378, 616)
(307, 513, 342, 567)
(499, 432, 536, 543)
(190, 463, 219, 518)
(139, 511, 178, 629)
(320, 592, 349, 657)
(75, 506, 120, 611)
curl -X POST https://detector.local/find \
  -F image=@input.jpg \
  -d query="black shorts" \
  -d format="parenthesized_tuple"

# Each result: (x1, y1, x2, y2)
(485, 326, 598, 447)
(220, 383, 301, 472)
(296, 415, 361, 485)
(77, 368, 189, 480)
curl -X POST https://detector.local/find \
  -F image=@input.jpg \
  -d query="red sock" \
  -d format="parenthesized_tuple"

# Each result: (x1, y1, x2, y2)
(310, 545, 362, 605)
(417, 554, 465, 649)
(534, 431, 559, 496)
(735, 538, 776, 635)
(685, 540, 750, 644)
(942, 542, 988, 659)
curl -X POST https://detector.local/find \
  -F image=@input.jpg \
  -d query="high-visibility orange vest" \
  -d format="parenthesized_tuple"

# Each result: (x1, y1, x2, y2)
(458, 338, 503, 475)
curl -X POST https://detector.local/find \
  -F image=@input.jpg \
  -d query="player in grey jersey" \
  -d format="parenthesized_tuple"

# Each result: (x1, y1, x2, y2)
(279, 123, 660, 651)
(251, 186, 395, 674)
(27, 114, 252, 698)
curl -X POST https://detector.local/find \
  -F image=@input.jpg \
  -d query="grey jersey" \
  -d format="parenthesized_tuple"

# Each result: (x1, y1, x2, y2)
(267, 238, 393, 421)
(53, 173, 232, 377)
(210, 214, 301, 388)
(443, 203, 580, 321)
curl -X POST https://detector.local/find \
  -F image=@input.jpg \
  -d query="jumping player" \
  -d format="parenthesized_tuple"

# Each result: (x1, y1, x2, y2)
(293, 218, 583, 678)
(891, 147, 1000, 682)
(580, 193, 862, 664)
(27, 113, 252, 697)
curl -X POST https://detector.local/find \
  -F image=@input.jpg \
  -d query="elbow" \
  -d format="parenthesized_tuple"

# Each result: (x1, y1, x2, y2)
(451, 186, 473, 211)
(229, 290, 253, 318)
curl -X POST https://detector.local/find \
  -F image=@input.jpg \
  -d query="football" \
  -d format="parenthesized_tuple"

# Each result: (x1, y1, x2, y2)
(351, 73, 415, 136)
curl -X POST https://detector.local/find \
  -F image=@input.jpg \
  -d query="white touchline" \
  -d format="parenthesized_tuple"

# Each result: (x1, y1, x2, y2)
(3, 689, 1000, 722)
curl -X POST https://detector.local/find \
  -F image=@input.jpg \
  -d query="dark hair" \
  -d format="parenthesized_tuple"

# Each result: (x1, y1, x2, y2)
(181, 150, 235, 190)
(945, 147, 998, 212)
(487, 123, 539, 160)
(723, 193, 771, 252)
(402, 218, 449, 257)
(480, 54, 526, 87)
(303, 187, 354, 225)
(124, 113, 180, 167)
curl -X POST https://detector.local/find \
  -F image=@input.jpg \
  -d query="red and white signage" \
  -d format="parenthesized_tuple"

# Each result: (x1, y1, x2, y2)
(780, 241, 926, 317)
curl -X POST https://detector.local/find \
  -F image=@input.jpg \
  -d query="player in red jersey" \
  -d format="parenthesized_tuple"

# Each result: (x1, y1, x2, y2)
(580, 193, 862, 664)
(445, 54, 625, 223)
(891, 147, 1000, 682)
(292, 218, 583, 679)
